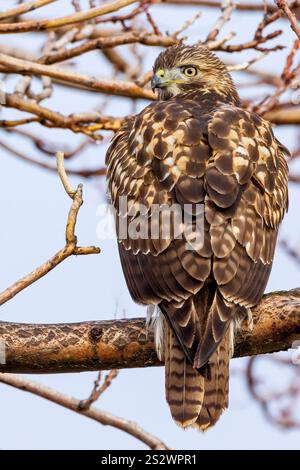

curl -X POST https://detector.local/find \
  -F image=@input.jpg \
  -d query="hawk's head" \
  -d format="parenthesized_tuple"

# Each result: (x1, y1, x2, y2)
(152, 44, 239, 103)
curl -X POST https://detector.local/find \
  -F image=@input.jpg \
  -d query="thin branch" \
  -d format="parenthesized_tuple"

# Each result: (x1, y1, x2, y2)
(0, 0, 55, 22)
(254, 39, 300, 114)
(0, 139, 106, 177)
(38, 31, 178, 65)
(0, 117, 39, 127)
(0, 153, 100, 307)
(277, 0, 300, 40)
(280, 239, 300, 265)
(56, 151, 76, 197)
(246, 356, 300, 429)
(214, 30, 283, 53)
(1, 93, 123, 138)
(2, 128, 94, 159)
(205, 0, 235, 43)
(226, 63, 281, 86)
(227, 51, 268, 72)
(78, 370, 119, 410)
(162, 0, 299, 12)
(71, 0, 82, 13)
(135, 69, 153, 87)
(0, 374, 169, 450)
(171, 10, 202, 38)
(102, 47, 132, 74)
(0, 0, 138, 34)
(0, 53, 154, 100)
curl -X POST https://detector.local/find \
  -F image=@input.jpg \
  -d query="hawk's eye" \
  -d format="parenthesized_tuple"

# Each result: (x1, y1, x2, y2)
(182, 66, 197, 77)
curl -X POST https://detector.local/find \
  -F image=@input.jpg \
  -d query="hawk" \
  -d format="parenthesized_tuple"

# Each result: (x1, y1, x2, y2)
(106, 44, 289, 430)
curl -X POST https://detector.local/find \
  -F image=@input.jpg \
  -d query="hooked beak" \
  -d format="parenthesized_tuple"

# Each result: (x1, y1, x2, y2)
(151, 70, 184, 92)
(151, 74, 167, 91)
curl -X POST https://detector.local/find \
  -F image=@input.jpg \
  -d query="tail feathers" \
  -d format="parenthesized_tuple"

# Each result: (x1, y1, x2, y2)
(194, 290, 236, 370)
(165, 324, 231, 431)
(193, 329, 231, 431)
(165, 326, 204, 428)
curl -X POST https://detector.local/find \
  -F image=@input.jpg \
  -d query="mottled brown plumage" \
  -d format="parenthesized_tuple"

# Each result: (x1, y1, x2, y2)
(106, 44, 289, 430)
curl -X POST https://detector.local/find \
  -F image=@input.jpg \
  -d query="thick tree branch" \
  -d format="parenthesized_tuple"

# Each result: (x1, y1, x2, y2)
(0, 288, 299, 373)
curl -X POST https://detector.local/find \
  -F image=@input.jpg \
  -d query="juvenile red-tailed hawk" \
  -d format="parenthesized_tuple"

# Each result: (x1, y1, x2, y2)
(106, 44, 289, 430)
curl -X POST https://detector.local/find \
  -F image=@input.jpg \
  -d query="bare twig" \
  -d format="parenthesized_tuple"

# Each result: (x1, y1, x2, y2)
(171, 10, 202, 38)
(0, 374, 169, 450)
(56, 151, 76, 197)
(0, 139, 101, 176)
(0, 0, 138, 34)
(0, 152, 100, 307)
(162, 0, 299, 12)
(0, 0, 55, 22)
(1, 93, 123, 138)
(205, 0, 235, 43)
(38, 31, 178, 65)
(277, 0, 300, 40)
(227, 51, 268, 72)
(246, 356, 300, 429)
(254, 39, 300, 114)
(3, 128, 94, 158)
(0, 53, 154, 100)
(78, 370, 119, 410)
(280, 239, 300, 265)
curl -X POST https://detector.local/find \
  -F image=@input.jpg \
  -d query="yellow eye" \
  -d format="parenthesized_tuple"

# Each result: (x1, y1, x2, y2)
(182, 66, 197, 77)
(156, 69, 165, 78)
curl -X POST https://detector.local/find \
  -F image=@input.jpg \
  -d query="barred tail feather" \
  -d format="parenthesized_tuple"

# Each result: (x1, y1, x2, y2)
(164, 321, 232, 431)
(194, 290, 237, 370)
(193, 329, 231, 431)
(165, 326, 205, 428)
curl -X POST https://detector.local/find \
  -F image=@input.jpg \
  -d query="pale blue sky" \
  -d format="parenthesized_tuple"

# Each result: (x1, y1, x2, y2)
(0, 0, 300, 450)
